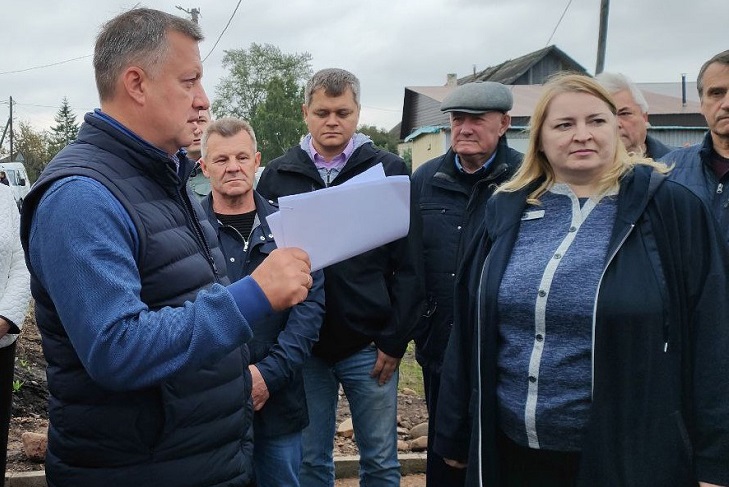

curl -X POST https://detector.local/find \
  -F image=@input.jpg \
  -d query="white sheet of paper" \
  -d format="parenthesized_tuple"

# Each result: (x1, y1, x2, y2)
(265, 164, 410, 271)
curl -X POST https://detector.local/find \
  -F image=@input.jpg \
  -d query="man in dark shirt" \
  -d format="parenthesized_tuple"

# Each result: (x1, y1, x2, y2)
(199, 117, 325, 487)
(663, 49, 729, 242)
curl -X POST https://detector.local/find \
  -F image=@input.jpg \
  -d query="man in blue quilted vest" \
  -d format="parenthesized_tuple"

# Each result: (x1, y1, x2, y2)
(19, 7, 313, 487)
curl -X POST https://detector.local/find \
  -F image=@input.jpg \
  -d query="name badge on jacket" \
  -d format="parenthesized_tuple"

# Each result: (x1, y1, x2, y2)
(521, 210, 546, 221)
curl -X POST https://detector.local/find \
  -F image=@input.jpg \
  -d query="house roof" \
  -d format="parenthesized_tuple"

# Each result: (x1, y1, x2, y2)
(403, 83, 701, 118)
(458, 45, 589, 85)
(403, 124, 449, 143)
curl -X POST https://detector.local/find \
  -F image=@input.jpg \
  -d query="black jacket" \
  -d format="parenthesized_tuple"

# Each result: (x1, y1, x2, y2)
(20, 113, 254, 487)
(257, 141, 425, 362)
(202, 191, 325, 438)
(645, 133, 674, 159)
(436, 165, 729, 486)
(411, 141, 522, 370)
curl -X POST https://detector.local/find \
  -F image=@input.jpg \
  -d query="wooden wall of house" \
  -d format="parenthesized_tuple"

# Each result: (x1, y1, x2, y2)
(412, 131, 449, 171)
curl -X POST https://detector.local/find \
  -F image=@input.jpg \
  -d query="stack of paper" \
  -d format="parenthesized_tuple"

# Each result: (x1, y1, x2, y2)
(266, 164, 411, 271)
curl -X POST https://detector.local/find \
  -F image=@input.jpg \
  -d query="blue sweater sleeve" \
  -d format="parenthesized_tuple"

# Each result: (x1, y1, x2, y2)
(28, 177, 267, 391)
(255, 268, 325, 393)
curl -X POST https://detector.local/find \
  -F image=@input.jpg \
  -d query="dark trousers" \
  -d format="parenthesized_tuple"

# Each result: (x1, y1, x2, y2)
(498, 429, 580, 487)
(0, 342, 16, 487)
(423, 365, 467, 487)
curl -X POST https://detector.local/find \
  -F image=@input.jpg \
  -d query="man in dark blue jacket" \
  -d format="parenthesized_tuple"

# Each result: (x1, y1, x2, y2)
(200, 117, 325, 487)
(19, 8, 312, 487)
(662, 49, 729, 243)
(257, 68, 425, 487)
(411, 81, 522, 487)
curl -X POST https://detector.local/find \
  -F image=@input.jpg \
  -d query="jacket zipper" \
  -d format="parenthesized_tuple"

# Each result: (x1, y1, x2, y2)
(475, 250, 494, 487)
(179, 188, 220, 280)
(590, 223, 634, 398)
(221, 218, 260, 273)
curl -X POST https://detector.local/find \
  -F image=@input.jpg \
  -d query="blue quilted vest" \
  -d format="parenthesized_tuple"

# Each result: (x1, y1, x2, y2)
(20, 113, 253, 487)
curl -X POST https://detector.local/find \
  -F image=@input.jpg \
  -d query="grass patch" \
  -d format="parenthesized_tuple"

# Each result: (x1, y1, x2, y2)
(398, 341, 424, 397)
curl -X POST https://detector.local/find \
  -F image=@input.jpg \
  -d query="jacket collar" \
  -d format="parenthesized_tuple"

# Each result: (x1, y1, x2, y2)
(202, 190, 276, 238)
(432, 137, 514, 191)
(81, 112, 194, 190)
(485, 164, 666, 247)
(276, 142, 379, 185)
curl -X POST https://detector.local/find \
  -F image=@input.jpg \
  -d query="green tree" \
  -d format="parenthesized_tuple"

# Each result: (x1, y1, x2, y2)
(13, 122, 51, 181)
(212, 43, 312, 121)
(401, 147, 413, 172)
(358, 124, 400, 154)
(48, 97, 79, 157)
(250, 75, 307, 165)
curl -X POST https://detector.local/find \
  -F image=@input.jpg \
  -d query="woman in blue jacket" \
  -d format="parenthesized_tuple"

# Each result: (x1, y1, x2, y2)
(435, 73, 729, 487)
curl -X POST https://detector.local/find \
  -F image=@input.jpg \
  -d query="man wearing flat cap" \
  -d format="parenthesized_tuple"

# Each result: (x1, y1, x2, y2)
(411, 81, 522, 487)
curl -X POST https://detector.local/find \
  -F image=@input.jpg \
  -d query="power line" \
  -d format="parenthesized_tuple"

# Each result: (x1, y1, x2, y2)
(0, 55, 92, 76)
(202, 0, 243, 63)
(545, 0, 574, 47)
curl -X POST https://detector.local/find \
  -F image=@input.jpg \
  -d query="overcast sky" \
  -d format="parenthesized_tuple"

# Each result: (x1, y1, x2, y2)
(1, 0, 726, 142)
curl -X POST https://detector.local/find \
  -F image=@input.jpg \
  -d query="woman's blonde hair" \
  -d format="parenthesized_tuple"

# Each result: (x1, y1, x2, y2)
(499, 72, 668, 203)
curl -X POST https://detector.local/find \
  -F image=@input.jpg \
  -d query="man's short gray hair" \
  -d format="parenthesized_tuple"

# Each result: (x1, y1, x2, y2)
(94, 7, 203, 101)
(594, 72, 649, 113)
(201, 117, 258, 159)
(305, 68, 361, 106)
(697, 49, 729, 98)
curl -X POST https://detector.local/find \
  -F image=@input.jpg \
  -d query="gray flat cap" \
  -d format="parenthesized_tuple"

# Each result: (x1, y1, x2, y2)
(441, 81, 513, 114)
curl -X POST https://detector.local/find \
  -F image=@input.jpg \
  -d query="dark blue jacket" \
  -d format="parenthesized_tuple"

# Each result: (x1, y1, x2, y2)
(20, 113, 255, 487)
(411, 140, 522, 370)
(202, 191, 325, 438)
(662, 132, 729, 245)
(257, 141, 426, 362)
(436, 165, 729, 486)
(645, 133, 674, 160)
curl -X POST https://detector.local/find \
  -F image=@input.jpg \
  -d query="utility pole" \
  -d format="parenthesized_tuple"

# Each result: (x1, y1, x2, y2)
(595, 0, 610, 74)
(9, 96, 13, 161)
(176, 6, 200, 24)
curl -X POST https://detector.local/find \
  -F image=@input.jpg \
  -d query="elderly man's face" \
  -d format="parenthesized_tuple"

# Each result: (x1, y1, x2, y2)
(612, 90, 648, 155)
(450, 111, 510, 171)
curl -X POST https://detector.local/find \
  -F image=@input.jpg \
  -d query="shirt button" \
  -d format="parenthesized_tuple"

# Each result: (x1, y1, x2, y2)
(569, 226, 577, 232)
(457, 226, 462, 230)
(229, 257, 235, 263)
(535, 334, 544, 342)
(451, 273, 456, 278)
(260, 236, 265, 241)
(554, 253, 562, 260)
(538, 289, 546, 297)
(528, 376, 537, 383)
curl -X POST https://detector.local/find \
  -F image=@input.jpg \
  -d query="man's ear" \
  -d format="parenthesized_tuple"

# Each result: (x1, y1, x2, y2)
(122, 66, 146, 105)
(199, 158, 210, 178)
(254, 152, 262, 171)
(302, 103, 309, 120)
(499, 113, 512, 137)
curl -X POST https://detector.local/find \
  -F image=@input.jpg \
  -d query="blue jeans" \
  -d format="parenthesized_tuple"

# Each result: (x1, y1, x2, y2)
(253, 431, 303, 487)
(300, 344, 400, 487)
